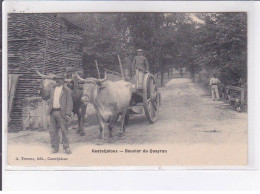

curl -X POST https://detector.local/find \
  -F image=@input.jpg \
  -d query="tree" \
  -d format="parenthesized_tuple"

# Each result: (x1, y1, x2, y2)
(193, 13, 247, 85)
(61, 13, 131, 77)
(60, 12, 247, 87)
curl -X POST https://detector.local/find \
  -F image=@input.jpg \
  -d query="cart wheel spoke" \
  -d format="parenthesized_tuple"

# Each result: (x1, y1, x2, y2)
(152, 99, 158, 112)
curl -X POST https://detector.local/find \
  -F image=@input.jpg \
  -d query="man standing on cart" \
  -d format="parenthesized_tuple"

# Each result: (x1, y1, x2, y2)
(132, 49, 149, 89)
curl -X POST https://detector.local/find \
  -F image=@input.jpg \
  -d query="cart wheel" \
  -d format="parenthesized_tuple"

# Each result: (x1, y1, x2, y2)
(143, 73, 160, 124)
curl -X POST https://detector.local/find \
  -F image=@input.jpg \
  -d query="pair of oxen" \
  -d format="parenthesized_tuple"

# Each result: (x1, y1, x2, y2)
(36, 70, 132, 143)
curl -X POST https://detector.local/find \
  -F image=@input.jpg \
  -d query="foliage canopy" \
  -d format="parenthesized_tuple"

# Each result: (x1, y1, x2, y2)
(61, 12, 247, 85)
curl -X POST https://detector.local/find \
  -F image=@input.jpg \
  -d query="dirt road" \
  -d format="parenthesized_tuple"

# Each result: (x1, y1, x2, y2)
(108, 77, 247, 145)
(8, 77, 248, 146)
(7, 77, 248, 166)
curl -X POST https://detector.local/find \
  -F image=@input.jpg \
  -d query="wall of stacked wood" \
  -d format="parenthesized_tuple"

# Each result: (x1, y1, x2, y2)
(8, 13, 83, 131)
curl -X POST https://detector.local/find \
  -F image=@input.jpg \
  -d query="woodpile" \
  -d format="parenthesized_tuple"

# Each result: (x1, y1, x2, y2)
(8, 74, 20, 121)
(8, 13, 84, 131)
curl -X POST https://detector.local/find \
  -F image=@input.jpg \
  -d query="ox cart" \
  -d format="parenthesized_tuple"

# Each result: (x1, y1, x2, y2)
(104, 69, 161, 124)
(129, 73, 161, 123)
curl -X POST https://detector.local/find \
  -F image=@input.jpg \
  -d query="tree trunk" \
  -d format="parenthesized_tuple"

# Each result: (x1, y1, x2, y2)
(191, 72, 195, 83)
(180, 67, 183, 77)
(161, 70, 164, 87)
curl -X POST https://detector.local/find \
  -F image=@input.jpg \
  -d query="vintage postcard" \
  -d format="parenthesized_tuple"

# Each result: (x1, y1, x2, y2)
(3, 1, 251, 169)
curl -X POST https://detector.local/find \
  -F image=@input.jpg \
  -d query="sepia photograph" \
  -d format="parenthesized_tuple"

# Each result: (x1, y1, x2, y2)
(5, 10, 248, 167)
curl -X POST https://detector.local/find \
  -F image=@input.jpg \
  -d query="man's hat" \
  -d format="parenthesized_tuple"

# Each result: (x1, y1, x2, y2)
(137, 49, 143, 52)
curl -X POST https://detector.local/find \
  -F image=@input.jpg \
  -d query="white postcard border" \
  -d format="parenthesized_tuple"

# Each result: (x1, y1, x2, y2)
(2, 0, 260, 190)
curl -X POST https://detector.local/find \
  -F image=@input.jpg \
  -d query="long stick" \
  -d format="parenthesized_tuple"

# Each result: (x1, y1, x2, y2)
(95, 60, 101, 79)
(117, 54, 125, 80)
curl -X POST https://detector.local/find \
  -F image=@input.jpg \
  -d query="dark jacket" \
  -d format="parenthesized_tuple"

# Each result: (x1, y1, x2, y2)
(132, 55, 149, 72)
(48, 85, 73, 118)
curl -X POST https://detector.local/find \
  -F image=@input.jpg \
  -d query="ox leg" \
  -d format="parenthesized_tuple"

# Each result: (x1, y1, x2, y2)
(118, 111, 127, 137)
(97, 113, 105, 145)
(76, 113, 81, 134)
(79, 105, 87, 136)
(76, 110, 81, 134)
(107, 115, 117, 143)
(124, 110, 130, 129)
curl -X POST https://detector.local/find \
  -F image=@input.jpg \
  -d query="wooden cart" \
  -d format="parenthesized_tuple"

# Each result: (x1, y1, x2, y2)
(128, 73, 161, 123)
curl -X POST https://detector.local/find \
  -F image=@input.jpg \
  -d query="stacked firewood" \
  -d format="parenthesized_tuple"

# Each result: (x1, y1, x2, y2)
(8, 13, 84, 130)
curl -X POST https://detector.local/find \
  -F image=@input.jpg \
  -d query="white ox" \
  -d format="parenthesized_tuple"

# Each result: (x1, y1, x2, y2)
(75, 73, 133, 143)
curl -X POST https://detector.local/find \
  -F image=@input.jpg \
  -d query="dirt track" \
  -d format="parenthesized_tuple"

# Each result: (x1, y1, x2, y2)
(8, 77, 248, 146)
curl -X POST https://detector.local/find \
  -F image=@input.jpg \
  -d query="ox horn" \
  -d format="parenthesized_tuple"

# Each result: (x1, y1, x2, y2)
(36, 69, 46, 79)
(86, 76, 108, 83)
(75, 72, 108, 83)
(75, 72, 87, 82)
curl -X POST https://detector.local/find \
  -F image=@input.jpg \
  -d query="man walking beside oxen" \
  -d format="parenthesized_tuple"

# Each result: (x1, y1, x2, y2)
(48, 74, 73, 154)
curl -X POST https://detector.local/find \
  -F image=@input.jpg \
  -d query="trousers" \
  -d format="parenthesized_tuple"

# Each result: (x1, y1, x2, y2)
(135, 69, 144, 89)
(211, 85, 219, 100)
(49, 110, 69, 150)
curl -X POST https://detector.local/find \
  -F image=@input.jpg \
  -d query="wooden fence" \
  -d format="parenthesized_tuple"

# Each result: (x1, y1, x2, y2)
(219, 84, 247, 108)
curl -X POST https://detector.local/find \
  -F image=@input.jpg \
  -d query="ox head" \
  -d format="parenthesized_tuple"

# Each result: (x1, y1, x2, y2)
(75, 73, 108, 105)
(66, 71, 85, 91)
(36, 70, 72, 101)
